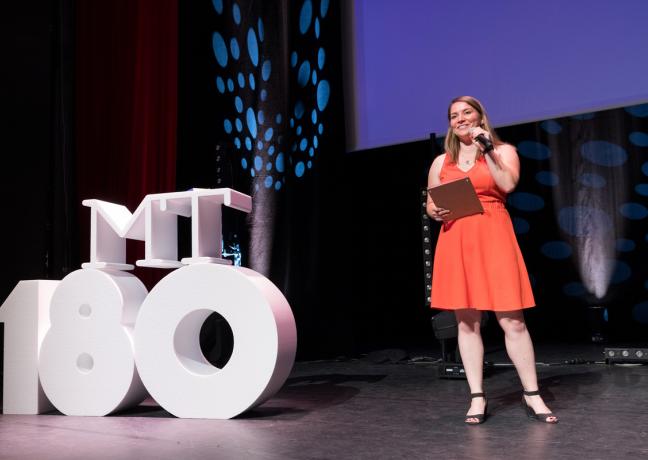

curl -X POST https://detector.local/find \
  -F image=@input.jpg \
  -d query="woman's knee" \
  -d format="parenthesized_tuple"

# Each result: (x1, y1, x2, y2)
(498, 315, 527, 336)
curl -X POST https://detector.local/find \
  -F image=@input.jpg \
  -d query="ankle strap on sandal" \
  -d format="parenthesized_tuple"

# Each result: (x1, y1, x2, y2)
(470, 392, 485, 398)
(523, 390, 540, 396)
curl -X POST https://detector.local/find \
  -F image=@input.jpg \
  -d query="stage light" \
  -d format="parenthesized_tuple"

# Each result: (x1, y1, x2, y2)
(604, 347, 648, 364)
(420, 189, 434, 307)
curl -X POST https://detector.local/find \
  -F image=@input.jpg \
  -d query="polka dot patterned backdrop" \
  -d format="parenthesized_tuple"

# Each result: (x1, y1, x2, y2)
(499, 102, 648, 327)
(211, 0, 331, 191)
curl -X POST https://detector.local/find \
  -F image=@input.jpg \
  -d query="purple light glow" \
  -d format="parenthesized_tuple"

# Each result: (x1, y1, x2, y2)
(345, 0, 648, 151)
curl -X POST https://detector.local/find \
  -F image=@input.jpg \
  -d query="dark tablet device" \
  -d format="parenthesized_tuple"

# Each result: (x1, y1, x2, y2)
(427, 177, 484, 220)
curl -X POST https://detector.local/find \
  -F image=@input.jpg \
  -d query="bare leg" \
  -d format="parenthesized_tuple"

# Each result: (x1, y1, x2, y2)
(455, 309, 486, 421)
(495, 310, 557, 422)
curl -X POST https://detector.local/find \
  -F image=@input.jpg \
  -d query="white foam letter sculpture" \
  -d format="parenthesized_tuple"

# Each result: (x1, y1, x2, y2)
(0, 281, 58, 414)
(38, 269, 149, 416)
(1, 188, 297, 419)
(135, 264, 296, 419)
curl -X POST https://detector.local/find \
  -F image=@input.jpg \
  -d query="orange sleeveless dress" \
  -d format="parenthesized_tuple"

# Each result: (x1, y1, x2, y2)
(431, 154, 535, 311)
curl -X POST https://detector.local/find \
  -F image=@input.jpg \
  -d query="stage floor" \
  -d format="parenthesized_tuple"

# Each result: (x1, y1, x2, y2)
(1, 343, 647, 459)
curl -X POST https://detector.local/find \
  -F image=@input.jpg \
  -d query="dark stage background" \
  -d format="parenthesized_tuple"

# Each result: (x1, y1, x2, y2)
(4, 1, 76, 299)
(3, 1, 648, 371)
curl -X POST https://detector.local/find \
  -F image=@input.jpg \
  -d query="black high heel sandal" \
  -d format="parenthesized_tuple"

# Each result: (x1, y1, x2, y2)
(523, 390, 558, 424)
(465, 392, 488, 425)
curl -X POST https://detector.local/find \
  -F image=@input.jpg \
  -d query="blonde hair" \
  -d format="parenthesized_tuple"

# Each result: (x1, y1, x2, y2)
(444, 96, 502, 163)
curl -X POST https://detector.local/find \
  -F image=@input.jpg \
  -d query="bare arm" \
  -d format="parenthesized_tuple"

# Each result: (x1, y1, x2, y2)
(470, 127, 520, 193)
(426, 154, 450, 221)
(483, 143, 520, 193)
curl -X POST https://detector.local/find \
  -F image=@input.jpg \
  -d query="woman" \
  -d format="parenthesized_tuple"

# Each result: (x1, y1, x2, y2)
(426, 96, 558, 425)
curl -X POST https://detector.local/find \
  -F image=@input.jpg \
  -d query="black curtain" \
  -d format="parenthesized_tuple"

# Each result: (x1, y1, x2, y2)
(178, 0, 353, 358)
(2, 0, 77, 302)
(494, 104, 648, 342)
(49, 0, 78, 281)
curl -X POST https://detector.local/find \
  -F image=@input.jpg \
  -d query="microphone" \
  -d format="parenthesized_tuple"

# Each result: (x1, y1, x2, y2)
(470, 129, 494, 153)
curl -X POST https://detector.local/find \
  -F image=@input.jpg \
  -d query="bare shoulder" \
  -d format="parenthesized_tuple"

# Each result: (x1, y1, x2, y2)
(431, 153, 446, 170)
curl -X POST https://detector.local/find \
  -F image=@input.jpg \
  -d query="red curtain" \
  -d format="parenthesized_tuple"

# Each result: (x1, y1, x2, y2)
(76, 0, 178, 287)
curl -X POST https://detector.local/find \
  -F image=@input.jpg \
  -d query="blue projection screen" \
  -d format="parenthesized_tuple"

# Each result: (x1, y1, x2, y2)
(344, 0, 648, 152)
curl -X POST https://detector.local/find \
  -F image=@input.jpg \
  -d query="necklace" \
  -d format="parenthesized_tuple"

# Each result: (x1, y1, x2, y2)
(459, 147, 478, 166)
